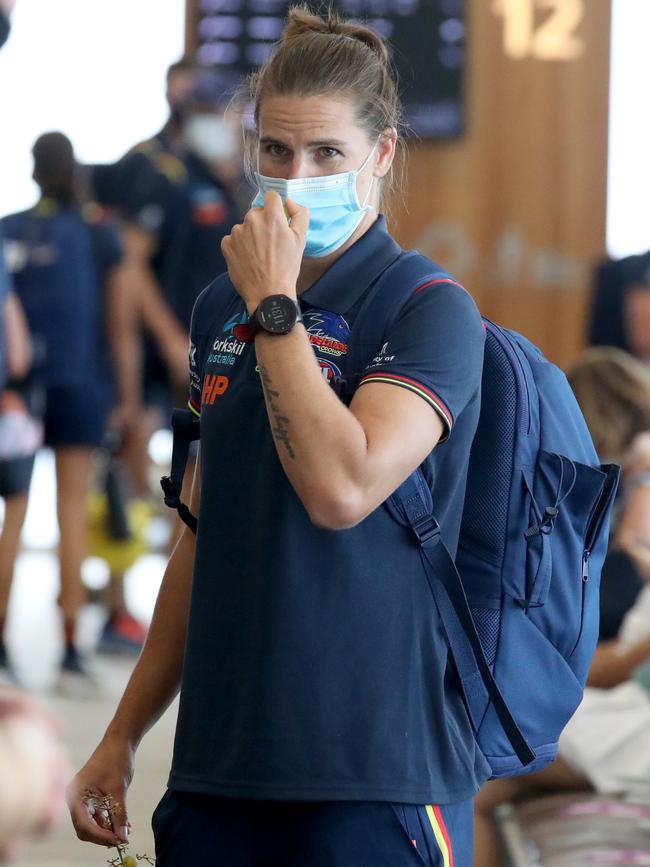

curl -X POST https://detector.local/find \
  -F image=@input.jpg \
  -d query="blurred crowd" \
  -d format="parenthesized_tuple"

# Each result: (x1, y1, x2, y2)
(0, 56, 247, 685)
(0, 31, 250, 859)
(1, 3, 650, 864)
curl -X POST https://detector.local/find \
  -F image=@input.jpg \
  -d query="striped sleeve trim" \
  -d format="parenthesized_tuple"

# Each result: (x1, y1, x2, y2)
(188, 398, 201, 418)
(414, 277, 465, 295)
(359, 372, 453, 435)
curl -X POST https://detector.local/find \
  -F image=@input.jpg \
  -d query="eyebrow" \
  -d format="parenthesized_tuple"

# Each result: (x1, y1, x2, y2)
(260, 136, 347, 148)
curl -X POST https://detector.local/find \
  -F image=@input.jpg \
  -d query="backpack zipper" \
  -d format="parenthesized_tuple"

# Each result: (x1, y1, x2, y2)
(484, 321, 531, 434)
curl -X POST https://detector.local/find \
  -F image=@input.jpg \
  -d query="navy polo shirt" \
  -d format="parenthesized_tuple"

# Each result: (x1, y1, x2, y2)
(92, 134, 241, 331)
(170, 216, 491, 804)
(1, 200, 123, 388)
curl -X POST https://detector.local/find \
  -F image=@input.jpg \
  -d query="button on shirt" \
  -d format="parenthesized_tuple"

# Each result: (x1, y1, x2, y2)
(171, 216, 491, 804)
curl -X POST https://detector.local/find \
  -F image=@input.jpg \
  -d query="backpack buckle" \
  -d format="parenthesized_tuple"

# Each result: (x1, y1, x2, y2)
(411, 515, 440, 545)
(160, 475, 180, 509)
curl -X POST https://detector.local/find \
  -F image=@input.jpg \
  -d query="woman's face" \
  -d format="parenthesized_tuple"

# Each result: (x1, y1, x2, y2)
(257, 93, 395, 205)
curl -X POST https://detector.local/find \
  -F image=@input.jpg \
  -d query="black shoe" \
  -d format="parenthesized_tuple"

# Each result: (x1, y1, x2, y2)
(56, 644, 100, 698)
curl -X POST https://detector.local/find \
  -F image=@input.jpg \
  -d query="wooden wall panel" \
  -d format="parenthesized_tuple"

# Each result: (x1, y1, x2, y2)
(392, 0, 611, 369)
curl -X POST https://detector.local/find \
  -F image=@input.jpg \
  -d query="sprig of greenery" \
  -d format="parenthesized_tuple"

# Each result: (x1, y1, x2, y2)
(81, 790, 155, 866)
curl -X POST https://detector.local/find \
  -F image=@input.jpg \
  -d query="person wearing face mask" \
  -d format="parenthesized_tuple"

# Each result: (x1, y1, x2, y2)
(90, 65, 244, 503)
(68, 8, 488, 866)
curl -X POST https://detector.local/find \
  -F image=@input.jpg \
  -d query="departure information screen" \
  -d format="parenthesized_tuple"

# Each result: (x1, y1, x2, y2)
(189, 0, 465, 138)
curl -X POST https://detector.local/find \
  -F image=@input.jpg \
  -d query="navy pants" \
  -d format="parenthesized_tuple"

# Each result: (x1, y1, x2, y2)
(152, 790, 473, 867)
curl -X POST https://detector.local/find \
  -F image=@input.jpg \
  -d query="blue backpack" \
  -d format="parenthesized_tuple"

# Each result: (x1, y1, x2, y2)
(336, 250, 620, 778)
(163, 248, 620, 780)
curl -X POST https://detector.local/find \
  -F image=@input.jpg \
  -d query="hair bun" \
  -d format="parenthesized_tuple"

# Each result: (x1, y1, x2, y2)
(284, 5, 390, 65)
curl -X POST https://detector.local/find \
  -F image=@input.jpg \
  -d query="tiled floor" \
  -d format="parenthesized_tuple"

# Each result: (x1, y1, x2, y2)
(3, 451, 178, 866)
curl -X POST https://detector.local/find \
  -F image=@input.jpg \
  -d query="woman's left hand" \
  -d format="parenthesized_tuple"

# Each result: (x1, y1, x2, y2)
(221, 192, 309, 314)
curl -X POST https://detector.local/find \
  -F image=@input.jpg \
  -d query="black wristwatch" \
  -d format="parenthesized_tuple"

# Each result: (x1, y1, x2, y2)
(248, 294, 303, 336)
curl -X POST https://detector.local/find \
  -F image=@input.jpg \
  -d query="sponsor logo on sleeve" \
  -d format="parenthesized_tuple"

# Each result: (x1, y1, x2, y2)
(368, 341, 396, 366)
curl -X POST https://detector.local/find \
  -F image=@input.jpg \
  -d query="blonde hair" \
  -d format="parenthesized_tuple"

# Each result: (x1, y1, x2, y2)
(568, 347, 650, 463)
(243, 5, 405, 212)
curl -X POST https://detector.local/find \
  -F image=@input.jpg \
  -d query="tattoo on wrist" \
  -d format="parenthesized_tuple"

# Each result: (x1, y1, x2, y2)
(259, 365, 295, 460)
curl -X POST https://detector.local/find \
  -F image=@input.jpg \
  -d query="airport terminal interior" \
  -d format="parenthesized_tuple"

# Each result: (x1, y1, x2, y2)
(1, 1, 650, 865)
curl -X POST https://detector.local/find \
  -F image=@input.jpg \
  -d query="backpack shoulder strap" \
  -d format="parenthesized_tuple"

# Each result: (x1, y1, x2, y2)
(395, 475, 535, 767)
(160, 409, 201, 534)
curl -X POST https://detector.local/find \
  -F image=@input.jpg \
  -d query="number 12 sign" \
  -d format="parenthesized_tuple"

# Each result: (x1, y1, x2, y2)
(493, 0, 585, 61)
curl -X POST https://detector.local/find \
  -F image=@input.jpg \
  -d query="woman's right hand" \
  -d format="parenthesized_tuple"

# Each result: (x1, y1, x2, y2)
(66, 738, 135, 848)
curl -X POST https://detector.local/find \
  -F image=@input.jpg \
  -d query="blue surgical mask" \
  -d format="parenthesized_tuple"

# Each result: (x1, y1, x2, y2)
(252, 144, 377, 258)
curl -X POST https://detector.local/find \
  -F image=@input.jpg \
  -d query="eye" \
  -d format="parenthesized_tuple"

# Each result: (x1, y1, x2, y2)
(264, 143, 289, 157)
(318, 147, 342, 159)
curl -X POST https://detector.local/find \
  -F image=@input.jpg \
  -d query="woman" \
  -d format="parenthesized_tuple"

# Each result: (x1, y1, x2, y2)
(473, 346, 650, 867)
(67, 8, 488, 865)
(1, 132, 141, 691)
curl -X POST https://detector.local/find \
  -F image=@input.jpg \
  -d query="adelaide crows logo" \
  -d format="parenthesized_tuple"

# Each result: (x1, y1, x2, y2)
(302, 309, 350, 358)
(302, 308, 351, 383)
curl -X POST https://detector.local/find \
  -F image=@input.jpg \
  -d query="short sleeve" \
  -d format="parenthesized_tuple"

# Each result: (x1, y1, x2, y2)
(358, 281, 485, 442)
(187, 276, 232, 418)
(188, 296, 205, 418)
(121, 154, 172, 239)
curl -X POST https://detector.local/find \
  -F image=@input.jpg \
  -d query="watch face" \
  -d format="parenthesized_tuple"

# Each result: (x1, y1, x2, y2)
(258, 295, 297, 334)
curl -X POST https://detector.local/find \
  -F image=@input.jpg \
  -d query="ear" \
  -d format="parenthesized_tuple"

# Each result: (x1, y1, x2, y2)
(373, 127, 397, 179)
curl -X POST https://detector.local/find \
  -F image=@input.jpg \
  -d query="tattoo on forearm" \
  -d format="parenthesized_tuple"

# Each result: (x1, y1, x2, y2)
(259, 364, 296, 460)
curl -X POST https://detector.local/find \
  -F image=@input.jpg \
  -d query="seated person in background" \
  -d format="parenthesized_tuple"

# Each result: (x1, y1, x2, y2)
(474, 346, 650, 867)
(588, 251, 650, 359)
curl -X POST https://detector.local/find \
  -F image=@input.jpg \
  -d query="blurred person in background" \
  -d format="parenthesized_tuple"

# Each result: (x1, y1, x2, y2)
(588, 251, 650, 359)
(0, 5, 69, 860)
(0, 0, 25, 391)
(0, 0, 38, 682)
(0, 293, 38, 682)
(0, 685, 68, 862)
(92, 61, 245, 501)
(0, 0, 13, 50)
(473, 346, 650, 867)
(0, 132, 142, 692)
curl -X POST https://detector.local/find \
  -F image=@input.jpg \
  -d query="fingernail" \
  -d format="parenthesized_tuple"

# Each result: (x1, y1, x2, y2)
(119, 826, 129, 841)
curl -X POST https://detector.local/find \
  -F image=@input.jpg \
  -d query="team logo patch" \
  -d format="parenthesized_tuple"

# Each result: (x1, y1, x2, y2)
(302, 309, 350, 359)
(192, 185, 228, 226)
